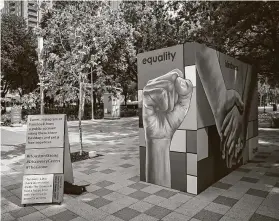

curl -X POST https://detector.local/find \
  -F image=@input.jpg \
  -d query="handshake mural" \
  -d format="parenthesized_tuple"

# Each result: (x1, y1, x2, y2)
(142, 46, 250, 187)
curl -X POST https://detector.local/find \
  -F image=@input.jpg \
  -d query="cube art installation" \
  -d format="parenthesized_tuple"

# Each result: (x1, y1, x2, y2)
(137, 42, 258, 194)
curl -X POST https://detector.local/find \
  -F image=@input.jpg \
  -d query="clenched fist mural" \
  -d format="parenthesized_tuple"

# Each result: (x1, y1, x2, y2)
(138, 43, 258, 194)
(143, 69, 193, 187)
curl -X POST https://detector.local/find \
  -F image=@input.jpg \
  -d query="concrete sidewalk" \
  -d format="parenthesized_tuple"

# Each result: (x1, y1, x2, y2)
(1, 119, 279, 221)
(1, 117, 138, 154)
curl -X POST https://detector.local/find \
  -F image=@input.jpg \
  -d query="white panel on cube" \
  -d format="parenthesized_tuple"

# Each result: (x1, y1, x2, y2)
(179, 88, 197, 130)
(139, 128, 146, 147)
(170, 130, 187, 153)
(185, 65, 196, 87)
(187, 153, 197, 176)
(187, 175, 197, 195)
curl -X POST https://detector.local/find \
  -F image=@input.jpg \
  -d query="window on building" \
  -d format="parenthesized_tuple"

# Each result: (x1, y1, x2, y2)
(28, 14, 37, 19)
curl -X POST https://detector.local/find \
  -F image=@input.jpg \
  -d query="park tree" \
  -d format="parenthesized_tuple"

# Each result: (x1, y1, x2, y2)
(92, 6, 136, 105)
(177, 1, 279, 84)
(119, 1, 194, 84)
(42, 1, 135, 154)
(42, 1, 107, 154)
(1, 14, 39, 98)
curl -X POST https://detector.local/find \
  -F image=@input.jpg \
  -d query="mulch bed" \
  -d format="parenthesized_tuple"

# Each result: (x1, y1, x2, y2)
(70, 151, 103, 163)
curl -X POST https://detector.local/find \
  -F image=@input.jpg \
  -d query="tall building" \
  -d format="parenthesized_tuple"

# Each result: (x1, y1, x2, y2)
(1, 0, 52, 28)
(109, 1, 121, 10)
(1, 1, 39, 28)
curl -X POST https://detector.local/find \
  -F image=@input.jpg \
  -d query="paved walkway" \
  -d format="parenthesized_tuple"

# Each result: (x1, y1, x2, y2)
(1, 118, 279, 221)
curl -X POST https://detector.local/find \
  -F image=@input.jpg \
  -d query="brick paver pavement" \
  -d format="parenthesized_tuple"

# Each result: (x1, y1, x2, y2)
(1, 118, 279, 221)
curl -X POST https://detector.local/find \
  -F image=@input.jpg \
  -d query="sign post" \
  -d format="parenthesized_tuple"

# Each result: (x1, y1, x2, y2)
(21, 114, 73, 206)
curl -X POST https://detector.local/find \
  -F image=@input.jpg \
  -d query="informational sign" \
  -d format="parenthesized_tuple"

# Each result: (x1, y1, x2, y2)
(24, 148, 64, 174)
(21, 114, 74, 206)
(26, 115, 65, 148)
(22, 174, 54, 204)
(21, 174, 64, 205)
(11, 106, 22, 125)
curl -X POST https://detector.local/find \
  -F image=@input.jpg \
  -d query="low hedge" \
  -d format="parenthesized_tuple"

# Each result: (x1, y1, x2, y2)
(120, 106, 138, 117)
(1, 113, 11, 126)
(270, 112, 279, 128)
(19, 105, 138, 122)
(1, 104, 139, 126)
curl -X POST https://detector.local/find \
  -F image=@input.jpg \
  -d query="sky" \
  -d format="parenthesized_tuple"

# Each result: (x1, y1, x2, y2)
(0, 0, 4, 10)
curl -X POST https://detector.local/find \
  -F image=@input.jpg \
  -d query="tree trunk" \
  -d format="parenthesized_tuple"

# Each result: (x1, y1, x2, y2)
(124, 93, 127, 106)
(18, 88, 23, 98)
(81, 83, 85, 119)
(78, 74, 83, 155)
(275, 89, 277, 106)
(91, 68, 94, 120)
(260, 94, 263, 107)
(93, 92, 97, 117)
(40, 79, 44, 114)
(266, 91, 269, 106)
(1, 81, 9, 98)
(264, 94, 266, 113)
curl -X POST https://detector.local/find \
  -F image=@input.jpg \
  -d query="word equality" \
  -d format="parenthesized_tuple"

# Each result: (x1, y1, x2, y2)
(142, 51, 176, 65)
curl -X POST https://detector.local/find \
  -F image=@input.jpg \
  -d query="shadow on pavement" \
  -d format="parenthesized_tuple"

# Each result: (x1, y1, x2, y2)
(259, 128, 279, 144)
(1, 143, 25, 160)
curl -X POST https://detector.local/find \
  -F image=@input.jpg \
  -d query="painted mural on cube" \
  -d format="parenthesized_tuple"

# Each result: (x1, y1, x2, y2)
(138, 42, 258, 195)
(142, 69, 193, 187)
(196, 45, 254, 167)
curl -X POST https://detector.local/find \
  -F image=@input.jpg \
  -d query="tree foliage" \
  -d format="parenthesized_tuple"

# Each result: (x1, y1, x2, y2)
(119, 1, 194, 84)
(39, 1, 279, 106)
(1, 14, 39, 98)
(176, 1, 279, 85)
(42, 1, 135, 102)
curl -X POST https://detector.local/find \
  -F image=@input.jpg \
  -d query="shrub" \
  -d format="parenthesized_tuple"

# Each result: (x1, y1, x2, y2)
(270, 112, 279, 128)
(120, 106, 138, 117)
(1, 113, 11, 126)
(18, 104, 139, 122)
(94, 108, 104, 119)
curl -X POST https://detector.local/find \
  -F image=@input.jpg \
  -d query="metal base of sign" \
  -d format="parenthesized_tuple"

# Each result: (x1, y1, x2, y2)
(22, 202, 61, 207)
